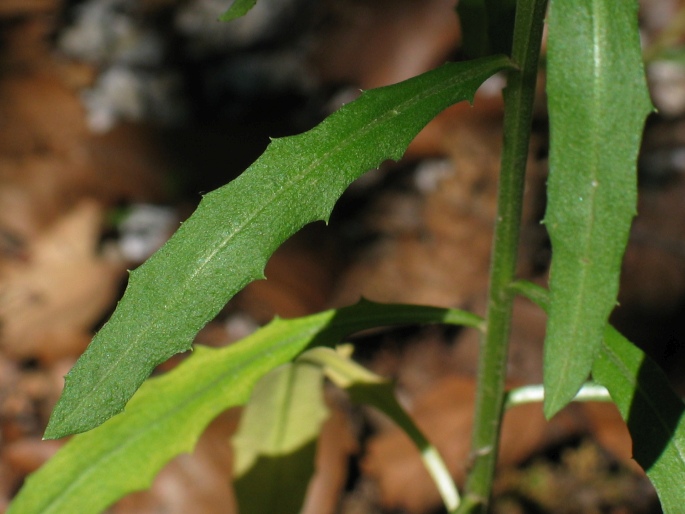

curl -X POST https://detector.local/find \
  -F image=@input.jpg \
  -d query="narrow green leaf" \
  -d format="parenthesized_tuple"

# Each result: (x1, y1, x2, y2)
(543, 0, 652, 417)
(45, 55, 510, 439)
(512, 280, 685, 513)
(218, 0, 257, 21)
(299, 347, 460, 512)
(9, 301, 482, 513)
(233, 362, 328, 514)
(593, 329, 685, 513)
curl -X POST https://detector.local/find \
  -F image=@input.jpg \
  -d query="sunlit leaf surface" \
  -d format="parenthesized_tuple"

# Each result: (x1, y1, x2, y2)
(45, 56, 509, 439)
(543, 0, 652, 417)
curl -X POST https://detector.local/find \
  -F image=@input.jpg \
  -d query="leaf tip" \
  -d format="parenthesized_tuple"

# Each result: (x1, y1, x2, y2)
(542, 399, 562, 420)
(43, 419, 69, 440)
(542, 382, 581, 420)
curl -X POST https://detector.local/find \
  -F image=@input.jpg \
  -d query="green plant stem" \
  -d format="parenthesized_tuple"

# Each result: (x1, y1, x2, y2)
(504, 382, 612, 409)
(457, 1, 547, 512)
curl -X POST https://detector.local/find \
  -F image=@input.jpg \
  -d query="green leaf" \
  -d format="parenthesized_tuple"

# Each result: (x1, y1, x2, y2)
(542, 0, 652, 417)
(9, 301, 482, 513)
(233, 362, 328, 514)
(219, 0, 257, 21)
(512, 280, 685, 513)
(299, 347, 460, 512)
(593, 329, 685, 513)
(44, 55, 510, 439)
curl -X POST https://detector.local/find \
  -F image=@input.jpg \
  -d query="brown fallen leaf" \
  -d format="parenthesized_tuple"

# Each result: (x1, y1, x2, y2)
(0, 200, 124, 361)
(2, 437, 62, 475)
(310, 0, 460, 90)
(303, 395, 359, 514)
(111, 411, 239, 514)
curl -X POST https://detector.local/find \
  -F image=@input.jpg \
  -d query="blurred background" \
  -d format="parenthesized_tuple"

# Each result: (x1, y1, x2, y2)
(1, 0, 685, 512)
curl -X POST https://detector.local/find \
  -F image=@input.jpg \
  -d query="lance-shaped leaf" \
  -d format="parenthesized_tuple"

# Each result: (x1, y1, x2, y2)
(45, 55, 510, 439)
(9, 301, 482, 514)
(543, 0, 652, 417)
(512, 280, 685, 513)
(233, 362, 328, 514)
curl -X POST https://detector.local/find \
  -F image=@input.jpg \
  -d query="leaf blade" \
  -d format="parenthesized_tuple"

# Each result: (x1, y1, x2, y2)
(10, 301, 482, 513)
(512, 280, 685, 513)
(593, 329, 685, 514)
(543, 0, 652, 417)
(45, 56, 510, 439)
(233, 363, 328, 514)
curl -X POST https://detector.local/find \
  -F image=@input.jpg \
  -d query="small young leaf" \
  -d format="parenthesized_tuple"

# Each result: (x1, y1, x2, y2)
(44, 55, 508, 439)
(233, 362, 328, 514)
(299, 347, 460, 512)
(9, 301, 482, 513)
(218, 0, 257, 21)
(543, 0, 652, 417)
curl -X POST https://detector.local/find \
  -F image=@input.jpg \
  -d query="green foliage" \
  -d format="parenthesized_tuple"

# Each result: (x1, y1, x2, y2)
(9, 301, 482, 514)
(233, 362, 327, 514)
(542, 0, 653, 417)
(219, 0, 257, 21)
(594, 328, 685, 512)
(300, 347, 460, 510)
(8, 1, 685, 513)
(44, 55, 509, 439)
(512, 280, 685, 510)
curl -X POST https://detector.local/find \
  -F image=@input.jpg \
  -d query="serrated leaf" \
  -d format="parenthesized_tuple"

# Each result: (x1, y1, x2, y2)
(233, 362, 328, 514)
(9, 300, 482, 514)
(299, 347, 460, 512)
(218, 0, 257, 21)
(542, 0, 652, 417)
(512, 280, 685, 513)
(45, 55, 510, 439)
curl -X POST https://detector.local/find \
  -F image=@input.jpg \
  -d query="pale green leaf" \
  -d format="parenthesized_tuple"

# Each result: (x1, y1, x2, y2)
(9, 301, 482, 514)
(45, 56, 510, 439)
(543, 0, 652, 417)
(233, 362, 328, 514)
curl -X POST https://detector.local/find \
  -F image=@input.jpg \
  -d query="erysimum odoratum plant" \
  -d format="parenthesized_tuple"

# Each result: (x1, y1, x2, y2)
(8, 1, 685, 513)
